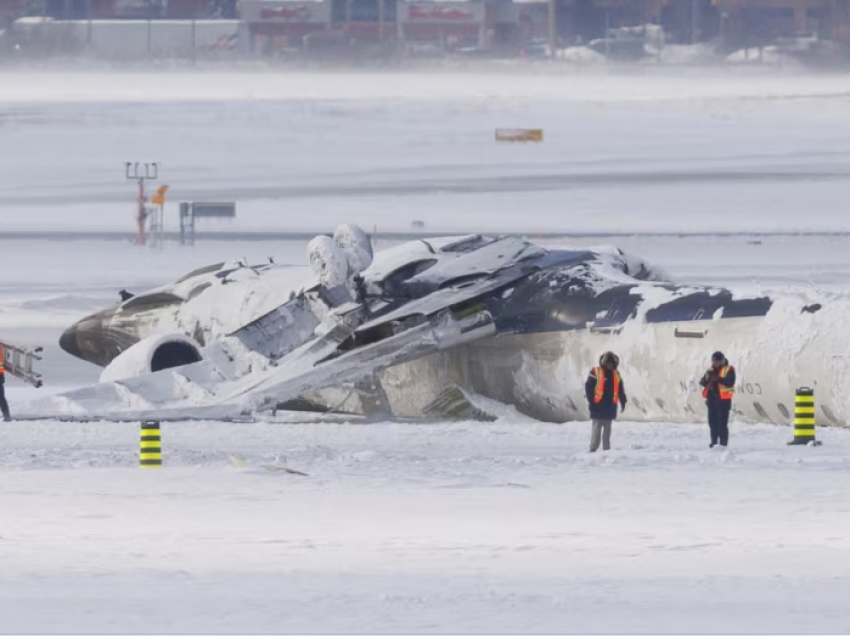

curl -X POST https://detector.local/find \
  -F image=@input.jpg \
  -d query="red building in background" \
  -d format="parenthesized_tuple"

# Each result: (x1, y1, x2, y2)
(235, 0, 501, 50)
(5, 0, 850, 56)
(239, 0, 328, 48)
(397, 1, 495, 47)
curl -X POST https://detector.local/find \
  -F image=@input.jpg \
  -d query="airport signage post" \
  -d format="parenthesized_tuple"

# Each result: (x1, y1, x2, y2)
(125, 162, 159, 246)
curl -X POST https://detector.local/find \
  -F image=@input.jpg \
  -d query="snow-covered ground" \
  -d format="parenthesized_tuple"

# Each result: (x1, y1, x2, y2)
(2, 70, 850, 234)
(3, 418, 850, 633)
(3, 234, 850, 631)
(4, 69, 850, 632)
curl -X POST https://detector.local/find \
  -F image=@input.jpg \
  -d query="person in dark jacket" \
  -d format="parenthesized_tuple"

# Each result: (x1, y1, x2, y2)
(585, 351, 627, 452)
(699, 351, 736, 448)
(0, 346, 10, 421)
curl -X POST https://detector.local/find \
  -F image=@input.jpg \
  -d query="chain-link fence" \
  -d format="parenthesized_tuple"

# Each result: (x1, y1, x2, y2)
(1, 17, 247, 61)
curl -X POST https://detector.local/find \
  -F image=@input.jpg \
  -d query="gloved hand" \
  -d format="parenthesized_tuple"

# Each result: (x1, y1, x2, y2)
(621, 402, 626, 413)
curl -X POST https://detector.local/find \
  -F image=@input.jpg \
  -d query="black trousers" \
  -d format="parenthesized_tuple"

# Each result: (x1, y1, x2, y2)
(0, 374, 9, 421)
(707, 401, 731, 446)
(0, 373, 11, 422)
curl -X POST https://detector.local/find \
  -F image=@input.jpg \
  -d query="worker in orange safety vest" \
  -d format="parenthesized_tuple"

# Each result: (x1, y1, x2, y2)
(699, 351, 736, 448)
(584, 351, 628, 452)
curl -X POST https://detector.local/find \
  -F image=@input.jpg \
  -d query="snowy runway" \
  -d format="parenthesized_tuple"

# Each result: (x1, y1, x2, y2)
(4, 68, 850, 632)
(3, 419, 850, 633)
(4, 70, 850, 235)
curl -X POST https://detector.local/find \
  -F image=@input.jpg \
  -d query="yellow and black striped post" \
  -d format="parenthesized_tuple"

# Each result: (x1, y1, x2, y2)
(139, 421, 162, 467)
(788, 387, 821, 446)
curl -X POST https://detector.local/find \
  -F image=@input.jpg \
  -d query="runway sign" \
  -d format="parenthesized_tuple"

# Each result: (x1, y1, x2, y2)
(495, 128, 543, 143)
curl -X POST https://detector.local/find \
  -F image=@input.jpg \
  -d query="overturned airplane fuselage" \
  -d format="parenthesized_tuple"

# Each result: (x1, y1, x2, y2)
(52, 230, 848, 426)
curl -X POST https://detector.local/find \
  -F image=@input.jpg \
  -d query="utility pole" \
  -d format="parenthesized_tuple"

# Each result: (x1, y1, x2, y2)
(691, 0, 698, 45)
(547, 0, 556, 59)
(125, 162, 159, 245)
(85, 0, 92, 48)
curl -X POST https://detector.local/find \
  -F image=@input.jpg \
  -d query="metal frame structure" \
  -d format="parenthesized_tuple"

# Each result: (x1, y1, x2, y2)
(1, 341, 44, 388)
(125, 162, 159, 245)
(179, 202, 237, 246)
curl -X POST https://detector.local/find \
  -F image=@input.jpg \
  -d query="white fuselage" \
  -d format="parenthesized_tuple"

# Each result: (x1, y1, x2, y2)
(375, 299, 850, 427)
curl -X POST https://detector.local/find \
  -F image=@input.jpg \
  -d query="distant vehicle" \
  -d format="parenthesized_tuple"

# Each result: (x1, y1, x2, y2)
(405, 42, 445, 58)
(454, 46, 497, 59)
(520, 42, 549, 59)
(587, 37, 646, 60)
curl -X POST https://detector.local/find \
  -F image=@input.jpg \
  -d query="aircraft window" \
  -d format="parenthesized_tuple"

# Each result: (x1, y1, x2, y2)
(777, 403, 790, 419)
(645, 291, 771, 323)
(655, 398, 666, 410)
(753, 402, 768, 419)
(175, 262, 225, 283)
(631, 397, 645, 412)
(719, 297, 773, 319)
(121, 292, 184, 311)
(645, 295, 716, 322)
(822, 405, 840, 424)
(674, 327, 706, 339)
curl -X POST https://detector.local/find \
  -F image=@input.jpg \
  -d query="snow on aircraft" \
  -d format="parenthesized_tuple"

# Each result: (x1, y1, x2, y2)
(27, 224, 849, 426)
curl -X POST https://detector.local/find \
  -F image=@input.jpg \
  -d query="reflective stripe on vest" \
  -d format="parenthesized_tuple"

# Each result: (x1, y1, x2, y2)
(593, 367, 620, 404)
(702, 365, 734, 400)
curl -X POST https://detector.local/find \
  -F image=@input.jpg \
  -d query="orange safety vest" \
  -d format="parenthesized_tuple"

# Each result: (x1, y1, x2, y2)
(702, 365, 734, 400)
(0, 346, 5, 374)
(593, 367, 620, 404)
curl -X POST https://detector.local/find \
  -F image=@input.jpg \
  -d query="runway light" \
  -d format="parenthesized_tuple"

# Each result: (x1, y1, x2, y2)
(140, 421, 163, 467)
(788, 387, 822, 446)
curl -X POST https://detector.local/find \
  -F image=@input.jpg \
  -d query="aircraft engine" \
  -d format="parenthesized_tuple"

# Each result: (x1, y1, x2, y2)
(307, 235, 348, 288)
(99, 332, 203, 383)
(333, 223, 373, 276)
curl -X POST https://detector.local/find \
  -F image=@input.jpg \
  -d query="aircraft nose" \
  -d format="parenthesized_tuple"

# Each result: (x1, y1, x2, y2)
(58, 313, 114, 366)
(58, 309, 141, 367)
(59, 324, 81, 359)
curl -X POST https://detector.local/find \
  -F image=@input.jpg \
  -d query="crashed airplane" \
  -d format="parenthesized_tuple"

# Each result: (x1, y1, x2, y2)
(33, 225, 848, 426)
